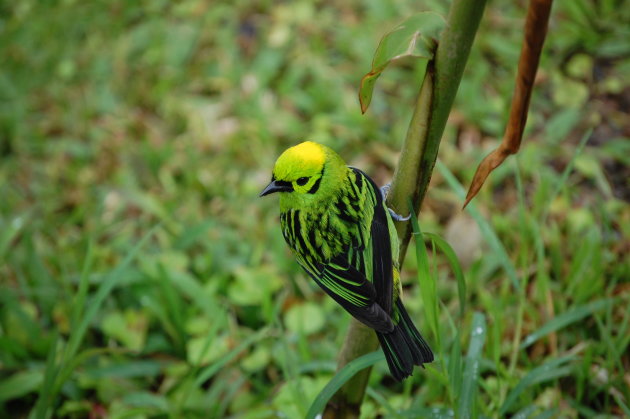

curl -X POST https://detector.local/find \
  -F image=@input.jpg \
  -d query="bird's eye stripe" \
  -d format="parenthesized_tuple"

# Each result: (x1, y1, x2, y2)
(276, 180, 292, 187)
(307, 176, 322, 194)
(307, 167, 325, 194)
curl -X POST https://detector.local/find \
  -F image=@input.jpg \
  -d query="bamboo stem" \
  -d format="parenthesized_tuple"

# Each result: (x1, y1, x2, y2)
(323, 1, 487, 417)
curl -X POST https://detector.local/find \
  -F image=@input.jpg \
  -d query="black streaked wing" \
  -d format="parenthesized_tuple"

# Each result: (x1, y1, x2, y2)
(307, 256, 393, 333)
(351, 168, 394, 315)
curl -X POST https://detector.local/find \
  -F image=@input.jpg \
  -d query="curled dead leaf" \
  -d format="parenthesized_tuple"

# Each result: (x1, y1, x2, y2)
(464, 0, 553, 207)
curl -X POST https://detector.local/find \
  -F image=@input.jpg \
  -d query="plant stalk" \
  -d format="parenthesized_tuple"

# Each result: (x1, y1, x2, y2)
(324, 0, 487, 417)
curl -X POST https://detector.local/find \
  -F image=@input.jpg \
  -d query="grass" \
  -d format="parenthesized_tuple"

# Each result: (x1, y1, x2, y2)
(1, 0, 629, 417)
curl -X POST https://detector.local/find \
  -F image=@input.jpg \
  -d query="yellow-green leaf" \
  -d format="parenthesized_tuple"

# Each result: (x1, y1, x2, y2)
(359, 12, 445, 113)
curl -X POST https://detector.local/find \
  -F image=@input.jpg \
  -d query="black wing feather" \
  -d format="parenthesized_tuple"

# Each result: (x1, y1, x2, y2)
(306, 257, 394, 333)
(351, 168, 394, 315)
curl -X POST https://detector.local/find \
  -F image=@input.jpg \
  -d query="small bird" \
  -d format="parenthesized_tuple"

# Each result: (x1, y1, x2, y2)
(260, 141, 433, 380)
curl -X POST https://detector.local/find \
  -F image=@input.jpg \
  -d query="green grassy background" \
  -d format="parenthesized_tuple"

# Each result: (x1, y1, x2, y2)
(1, 0, 629, 417)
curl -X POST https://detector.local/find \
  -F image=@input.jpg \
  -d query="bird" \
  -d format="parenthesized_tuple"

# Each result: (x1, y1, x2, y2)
(260, 141, 433, 381)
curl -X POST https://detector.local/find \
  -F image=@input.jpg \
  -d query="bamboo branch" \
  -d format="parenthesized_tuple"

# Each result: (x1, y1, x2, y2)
(323, 1, 487, 417)
(393, 0, 488, 262)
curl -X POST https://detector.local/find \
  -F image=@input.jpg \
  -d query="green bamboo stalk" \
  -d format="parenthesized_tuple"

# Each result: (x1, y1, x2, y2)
(323, 1, 487, 417)
(392, 0, 488, 262)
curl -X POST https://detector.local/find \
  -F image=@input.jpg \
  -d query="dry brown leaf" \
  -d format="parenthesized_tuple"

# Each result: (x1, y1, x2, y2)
(464, 0, 553, 208)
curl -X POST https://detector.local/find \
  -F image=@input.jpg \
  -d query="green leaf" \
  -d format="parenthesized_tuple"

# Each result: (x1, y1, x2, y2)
(520, 298, 613, 349)
(241, 345, 271, 372)
(457, 312, 487, 419)
(284, 302, 326, 335)
(228, 266, 283, 306)
(101, 309, 148, 352)
(275, 376, 331, 419)
(409, 202, 439, 346)
(500, 355, 576, 415)
(0, 369, 43, 403)
(194, 328, 269, 387)
(359, 12, 445, 113)
(424, 232, 466, 319)
(85, 360, 162, 379)
(187, 335, 230, 366)
(399, 407, 454, 418)
(306, 351, 384, 419)
(122, 391, 170, 411)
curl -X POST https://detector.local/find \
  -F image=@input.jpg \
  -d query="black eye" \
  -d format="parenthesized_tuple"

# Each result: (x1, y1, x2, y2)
(296, 177, 309, 186)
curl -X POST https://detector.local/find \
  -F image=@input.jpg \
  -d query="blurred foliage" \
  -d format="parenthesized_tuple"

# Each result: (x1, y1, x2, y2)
(0, 0, 629, 417)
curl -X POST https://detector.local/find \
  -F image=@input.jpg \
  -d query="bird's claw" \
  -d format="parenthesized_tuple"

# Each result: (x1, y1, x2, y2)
(381, 183, 411, 221)
(388, 207, 411, 222)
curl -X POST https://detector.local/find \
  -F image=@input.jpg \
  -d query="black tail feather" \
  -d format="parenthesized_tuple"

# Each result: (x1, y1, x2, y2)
(396, 300, 434, 364)
(376, 300, 433, 381)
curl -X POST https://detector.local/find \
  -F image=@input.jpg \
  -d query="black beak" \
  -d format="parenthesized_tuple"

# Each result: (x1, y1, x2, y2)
(259, 180, 293, 197)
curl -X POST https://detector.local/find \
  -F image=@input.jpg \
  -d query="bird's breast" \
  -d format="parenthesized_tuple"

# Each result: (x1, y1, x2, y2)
(280, 201, 365, 263)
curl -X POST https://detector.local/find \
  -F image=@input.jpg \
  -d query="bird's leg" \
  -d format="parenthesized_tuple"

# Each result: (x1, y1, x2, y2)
(380, 183, 391, 200)
(380, 183, 412, 221)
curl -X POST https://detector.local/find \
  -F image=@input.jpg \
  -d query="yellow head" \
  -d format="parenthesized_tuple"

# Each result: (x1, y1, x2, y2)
(260, 141, 348, 211)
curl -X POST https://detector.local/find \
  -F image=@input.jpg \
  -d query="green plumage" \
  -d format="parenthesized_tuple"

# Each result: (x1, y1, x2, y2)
(261, 141, 433, 380)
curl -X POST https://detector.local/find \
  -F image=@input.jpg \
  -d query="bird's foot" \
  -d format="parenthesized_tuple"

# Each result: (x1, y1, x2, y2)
(381, 184, 411, 221)
(380, 183, 391, 200)
(388, 207, 411, 222)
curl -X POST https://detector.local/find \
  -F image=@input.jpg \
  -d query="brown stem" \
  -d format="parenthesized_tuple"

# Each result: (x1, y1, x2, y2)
(464, 0, 553, 208)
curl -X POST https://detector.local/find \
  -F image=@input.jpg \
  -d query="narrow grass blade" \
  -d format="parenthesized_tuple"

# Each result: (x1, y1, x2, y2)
(520, 298, 613, 349)
(0, 214, 28, 260)
(156, 265, 187, 353)
(366, 387, 405, 419)
(424, 232, 466, 319)
(0, 369, 43, 403)
(409, 201, 439, 344)
(500, 355, 576, 415)
(168, 270, 216, 318)
(69, 240, 94, 334)
(400, 408, 454, 418)
(33, 333, 59, 419)
(34, 226, 159, 418)
(543, 128, 592, 222)
(122, 391, 170, 411)
(65, 225, 159, 362)
(297, 361, 337, 374)
(512, 405, 536, 418)
(512, 406, 558, 419)
(84, 360, 162, 379)
(173, 219, 215, 250)
(194, 328, 270, 387)
(306, 351, 384, 419)
(53, 347, 126, 396)
(612, 391, 630, 417)
(457, 312, 487, 419)
(448, 329, 463, 403)
(437, 161, 519, 290)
